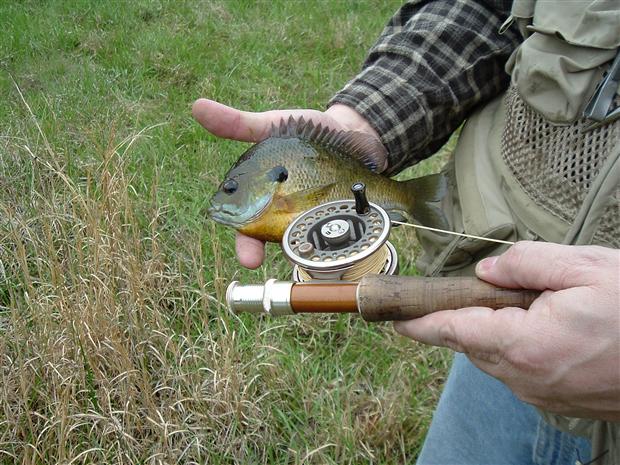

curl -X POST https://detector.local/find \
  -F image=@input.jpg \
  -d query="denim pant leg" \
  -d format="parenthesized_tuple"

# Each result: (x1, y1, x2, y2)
(417, 353, 592, 465)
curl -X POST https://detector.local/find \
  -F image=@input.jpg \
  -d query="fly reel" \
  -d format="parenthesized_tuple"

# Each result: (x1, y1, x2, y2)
(281, 183, 398, 282)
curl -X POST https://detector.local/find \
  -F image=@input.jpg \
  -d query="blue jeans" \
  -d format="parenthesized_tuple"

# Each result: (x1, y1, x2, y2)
(417, 353, 592, 465)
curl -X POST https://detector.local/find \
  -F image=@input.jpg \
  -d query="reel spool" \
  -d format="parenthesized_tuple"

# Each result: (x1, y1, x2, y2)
(281, 183, 398, 282)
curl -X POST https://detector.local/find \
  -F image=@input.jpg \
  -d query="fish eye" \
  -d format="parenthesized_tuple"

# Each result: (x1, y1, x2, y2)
(269, 166, 288, 183)
(222, 179, 238, 194)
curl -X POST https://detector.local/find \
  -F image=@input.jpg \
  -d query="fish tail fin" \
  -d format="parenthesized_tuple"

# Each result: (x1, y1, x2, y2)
(403, 173, 449, 230)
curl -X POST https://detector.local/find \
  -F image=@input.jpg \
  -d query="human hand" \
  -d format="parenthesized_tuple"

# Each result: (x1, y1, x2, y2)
(394, 241, 620, 421)
(192, 99, 383, 268)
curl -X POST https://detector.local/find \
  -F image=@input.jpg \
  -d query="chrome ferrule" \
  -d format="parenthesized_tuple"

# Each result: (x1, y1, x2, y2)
(226, 279, 294, 316)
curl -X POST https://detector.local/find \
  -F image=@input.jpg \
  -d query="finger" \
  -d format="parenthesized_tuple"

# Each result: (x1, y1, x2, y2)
(192, 98, 329, 143)
(393, 305, 526, 364)
(475, 241, 610, 291)
(235, 232, 265, 269)
(192, 98, 270, 142)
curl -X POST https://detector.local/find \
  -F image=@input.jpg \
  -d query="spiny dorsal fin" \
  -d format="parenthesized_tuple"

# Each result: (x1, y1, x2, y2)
(269, 116, 387, 173)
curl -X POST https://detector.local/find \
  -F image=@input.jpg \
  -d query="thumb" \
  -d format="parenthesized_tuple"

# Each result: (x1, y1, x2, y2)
(475, 241, 603, 291)
(192, 98, 272, 142)
(191, 98, 333, 143)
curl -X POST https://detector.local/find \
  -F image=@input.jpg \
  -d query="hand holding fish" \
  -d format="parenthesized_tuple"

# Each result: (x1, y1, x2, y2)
(394, 241, 620, 421)
(192, 99, 410, 268)
(193, 99, 386, 268)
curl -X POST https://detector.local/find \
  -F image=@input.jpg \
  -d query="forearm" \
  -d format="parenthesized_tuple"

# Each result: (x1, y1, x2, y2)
(329, 0, 520, 175)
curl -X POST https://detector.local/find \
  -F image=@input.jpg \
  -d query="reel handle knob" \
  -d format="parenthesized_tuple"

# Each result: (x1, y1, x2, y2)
(351, 182, 370, 215)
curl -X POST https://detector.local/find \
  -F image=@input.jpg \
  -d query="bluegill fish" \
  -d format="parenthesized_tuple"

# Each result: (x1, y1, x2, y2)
(208, 117, 447, 242)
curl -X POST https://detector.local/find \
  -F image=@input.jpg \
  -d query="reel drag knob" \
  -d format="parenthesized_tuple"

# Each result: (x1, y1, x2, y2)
(320, 219, 351, 246)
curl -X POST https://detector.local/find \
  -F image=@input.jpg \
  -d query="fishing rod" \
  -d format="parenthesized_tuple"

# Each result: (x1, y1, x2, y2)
(226, 183, 539, 321)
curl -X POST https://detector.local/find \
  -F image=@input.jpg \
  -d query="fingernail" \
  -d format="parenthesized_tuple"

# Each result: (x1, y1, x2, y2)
(476, 256, 498, 275)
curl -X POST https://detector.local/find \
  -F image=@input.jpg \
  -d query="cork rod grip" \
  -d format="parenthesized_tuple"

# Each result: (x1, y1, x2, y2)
(357, 275, 541, 322)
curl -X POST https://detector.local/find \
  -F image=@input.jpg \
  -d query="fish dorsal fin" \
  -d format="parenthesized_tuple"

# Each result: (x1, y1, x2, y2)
(269, 116, 387, 173)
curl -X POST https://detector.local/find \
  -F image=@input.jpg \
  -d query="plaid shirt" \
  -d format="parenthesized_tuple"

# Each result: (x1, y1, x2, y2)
(329, 0, 520, 175)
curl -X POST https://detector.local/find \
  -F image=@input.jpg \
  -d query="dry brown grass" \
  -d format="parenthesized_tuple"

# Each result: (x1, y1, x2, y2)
(0, 93, 449, 464)
(1, 0, 454, 459)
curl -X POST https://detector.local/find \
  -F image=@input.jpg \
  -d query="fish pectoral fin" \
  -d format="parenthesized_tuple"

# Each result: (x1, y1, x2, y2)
(276, 183, 338, 210)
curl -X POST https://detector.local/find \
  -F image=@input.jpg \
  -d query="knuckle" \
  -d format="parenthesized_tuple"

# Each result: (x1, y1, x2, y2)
(502, 241, 533, 270)
(572, 245, 616, 270)
(512, 389, 539, 406)
(471, 350, 503, 365)
(512, 390, 551, 410)
(504, 345, 549, 378)
(557, 245, 615, 286)
(438, 320, 463, 352)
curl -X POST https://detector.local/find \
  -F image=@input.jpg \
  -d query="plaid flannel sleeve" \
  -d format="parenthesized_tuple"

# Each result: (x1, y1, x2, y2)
(328, 0, 520, 175)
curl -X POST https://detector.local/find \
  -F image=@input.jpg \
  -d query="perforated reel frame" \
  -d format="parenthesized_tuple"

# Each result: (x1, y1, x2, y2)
(282, 200, 396, 280)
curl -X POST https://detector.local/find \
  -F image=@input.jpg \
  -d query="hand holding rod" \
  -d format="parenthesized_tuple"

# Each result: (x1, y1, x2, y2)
(226, 275, 540, 322)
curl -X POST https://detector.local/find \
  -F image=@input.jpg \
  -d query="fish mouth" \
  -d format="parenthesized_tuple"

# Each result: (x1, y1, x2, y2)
(209, 215, 243, 228)
(207, 205, 242, 227)
(207, 200, 271, 228)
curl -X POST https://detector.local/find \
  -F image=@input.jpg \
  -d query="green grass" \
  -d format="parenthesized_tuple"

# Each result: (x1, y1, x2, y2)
(0, 1, 451, 463)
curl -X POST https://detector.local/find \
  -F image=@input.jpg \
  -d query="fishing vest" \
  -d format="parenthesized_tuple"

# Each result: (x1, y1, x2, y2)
(416, 1, 619, 463)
